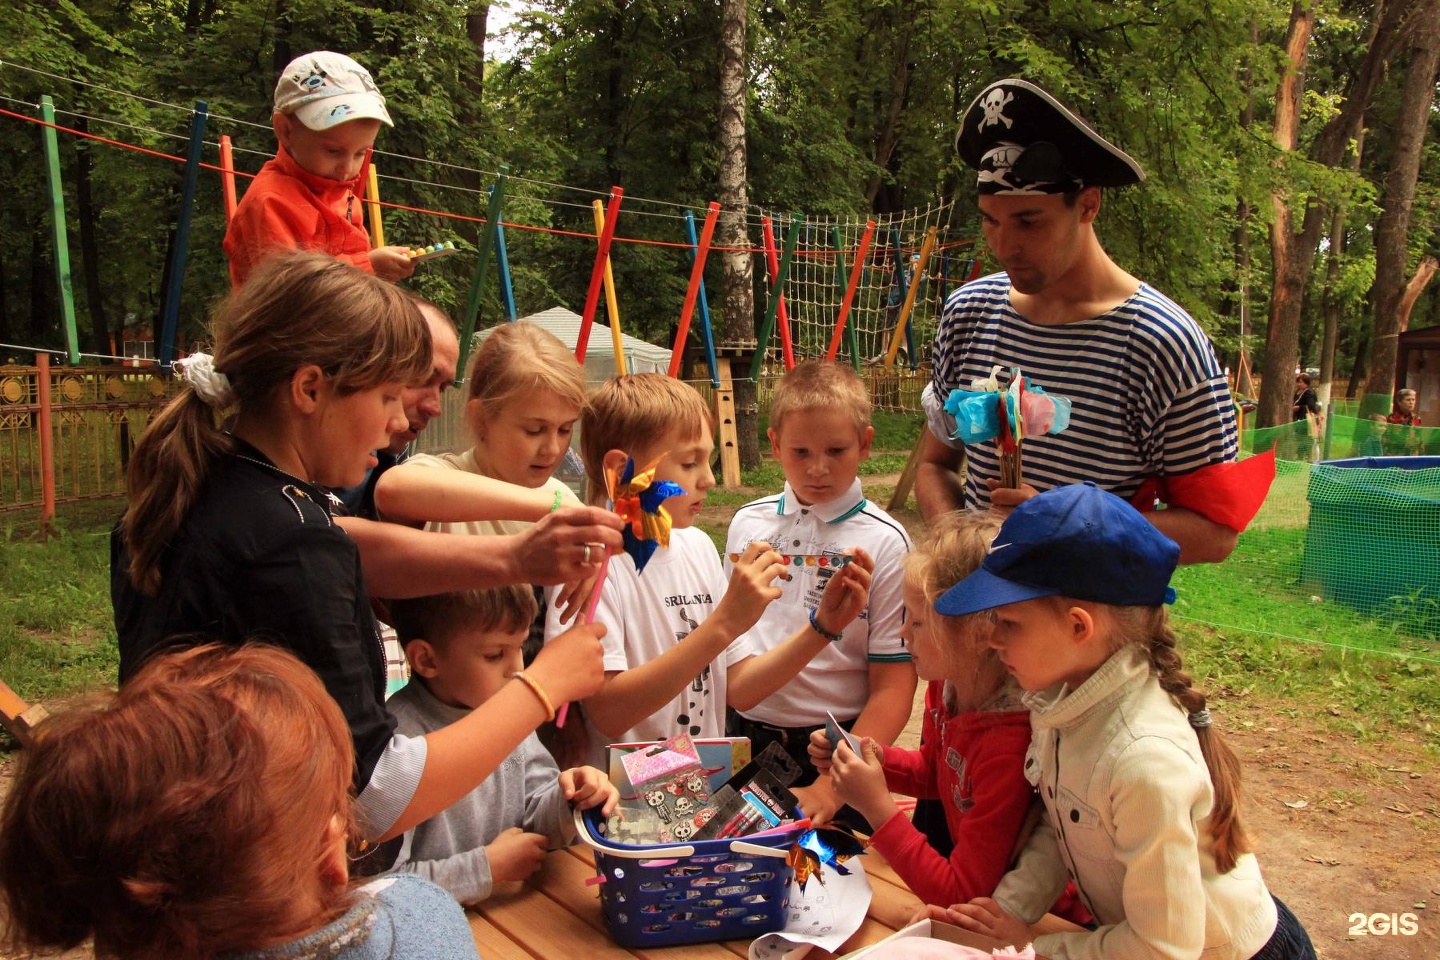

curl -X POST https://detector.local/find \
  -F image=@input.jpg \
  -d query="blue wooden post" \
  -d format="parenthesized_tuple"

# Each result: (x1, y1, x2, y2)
(493, 185, 518, 322)
(159, 101, 208, 366)
(683, 211, 719, 386)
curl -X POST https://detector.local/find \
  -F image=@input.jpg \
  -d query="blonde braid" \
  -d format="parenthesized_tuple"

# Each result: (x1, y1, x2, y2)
(1124, 607, 1252, 873)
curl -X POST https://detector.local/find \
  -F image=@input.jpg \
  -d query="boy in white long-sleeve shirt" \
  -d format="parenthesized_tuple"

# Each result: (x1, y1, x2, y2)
(388, 586, 618, 904)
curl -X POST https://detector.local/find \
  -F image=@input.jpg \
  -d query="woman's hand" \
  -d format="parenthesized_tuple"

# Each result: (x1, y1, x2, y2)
(527, 621, 607, 705)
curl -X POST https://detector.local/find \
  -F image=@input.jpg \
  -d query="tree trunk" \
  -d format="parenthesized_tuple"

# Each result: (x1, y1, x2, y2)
(465, 4, 488, 116)
(1257, 1, 1315, 429)
(1364, 0, 1440, 403)
(1318, 128, 1365, 409)
(73, 118, 110, 359)
(717, 0, 758, 470)
(863, 6, 917, 211)
(29, 230, 52, 343)
(1256, 0, 1416, 427)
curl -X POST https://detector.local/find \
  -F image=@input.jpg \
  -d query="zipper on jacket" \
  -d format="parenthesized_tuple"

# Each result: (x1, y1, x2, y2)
(346, 193, 355, 225)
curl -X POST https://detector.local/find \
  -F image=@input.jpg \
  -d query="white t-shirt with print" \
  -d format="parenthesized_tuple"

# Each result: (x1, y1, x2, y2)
(544, 525, 753, 767)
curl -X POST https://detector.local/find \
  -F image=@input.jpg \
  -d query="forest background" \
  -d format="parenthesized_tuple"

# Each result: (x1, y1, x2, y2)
(1, 0, 1437, 456)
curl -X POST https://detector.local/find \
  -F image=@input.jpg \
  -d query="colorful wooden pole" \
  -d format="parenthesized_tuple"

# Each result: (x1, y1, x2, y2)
(576, 188, 624, 365)
(592, 200, 627, 376)
(365, 162, 385, 248)
(494, 189, 517, 322)
(669, 202, 720, 379)
(760, 218, 796, 371)
(825, 220, 876, 363)
(830, 226, 860, 370)
(682, 209, 720, 386)
(36, 352, 55, 535)
(751, 213, 802, 382)
(159, 100, 208, 367)
(37, 97, 79, 365)
(219, 135, 238, 223)
(457, 165, 509, 383)
(884, 225, 938, 369)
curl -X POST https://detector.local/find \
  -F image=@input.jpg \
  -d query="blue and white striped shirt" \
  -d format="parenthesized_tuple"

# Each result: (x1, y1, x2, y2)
(925, 273, 1238, 510)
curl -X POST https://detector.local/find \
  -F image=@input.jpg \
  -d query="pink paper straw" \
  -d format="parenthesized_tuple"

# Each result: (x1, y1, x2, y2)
(555, 544, 613, 727)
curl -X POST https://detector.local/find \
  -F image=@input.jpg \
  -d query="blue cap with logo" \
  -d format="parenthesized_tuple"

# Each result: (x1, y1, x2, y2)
(935, 482, 1179, 616)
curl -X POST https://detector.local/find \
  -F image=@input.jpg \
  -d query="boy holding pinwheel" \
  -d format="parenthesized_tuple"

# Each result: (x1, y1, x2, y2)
(546, 373, 875, 769)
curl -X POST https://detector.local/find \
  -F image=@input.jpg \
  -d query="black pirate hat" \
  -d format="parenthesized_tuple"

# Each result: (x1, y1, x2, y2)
(956, 79, 1144, 195)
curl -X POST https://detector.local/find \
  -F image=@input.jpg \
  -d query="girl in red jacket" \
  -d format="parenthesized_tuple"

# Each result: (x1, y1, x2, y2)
(810, 512, 1035, 907)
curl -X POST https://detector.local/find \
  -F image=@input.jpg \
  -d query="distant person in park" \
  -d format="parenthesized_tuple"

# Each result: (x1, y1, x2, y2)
(112, 252, 615, 873)
(0, 644, 480, 960)
(1386, 388, 1421, 427)
(1359, 414, 1389, 458)
(223, 51, 417, 287)
(1290, 373, 1321, 462)
(915, 78, 1272, 565)
(1291, 373, 1320, 423)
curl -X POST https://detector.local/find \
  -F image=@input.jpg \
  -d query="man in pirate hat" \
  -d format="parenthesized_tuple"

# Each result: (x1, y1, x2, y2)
(915, 79, 1272, 565)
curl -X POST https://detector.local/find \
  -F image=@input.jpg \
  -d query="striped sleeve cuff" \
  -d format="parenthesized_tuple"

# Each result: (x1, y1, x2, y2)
(355, 732, 429, 841)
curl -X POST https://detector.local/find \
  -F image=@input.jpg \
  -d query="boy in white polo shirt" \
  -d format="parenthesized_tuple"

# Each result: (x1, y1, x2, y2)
(726, 360, 915, 826)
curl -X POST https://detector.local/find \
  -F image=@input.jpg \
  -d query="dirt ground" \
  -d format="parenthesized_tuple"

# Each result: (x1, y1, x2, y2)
(2, 478, 1436, 958)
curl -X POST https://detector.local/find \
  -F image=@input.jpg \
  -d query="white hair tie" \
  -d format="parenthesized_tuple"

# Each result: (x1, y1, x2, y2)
(173, 353, 237, 408)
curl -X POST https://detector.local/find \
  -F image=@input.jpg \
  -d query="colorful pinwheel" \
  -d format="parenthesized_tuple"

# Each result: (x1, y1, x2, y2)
(943, 366, 1072, 488)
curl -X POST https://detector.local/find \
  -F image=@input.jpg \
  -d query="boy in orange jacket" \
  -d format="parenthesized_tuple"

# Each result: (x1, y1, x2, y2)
(223, 51, 415, 287)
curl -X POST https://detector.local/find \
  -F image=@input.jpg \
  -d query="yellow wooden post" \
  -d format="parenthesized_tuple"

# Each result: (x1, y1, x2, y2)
(592, 200, 627, 376)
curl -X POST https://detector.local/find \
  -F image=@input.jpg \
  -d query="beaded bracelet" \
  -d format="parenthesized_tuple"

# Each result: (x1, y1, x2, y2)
(512, 671, 556, 721)
(550, 489, 564, 512)
(809, 607, 844, 643)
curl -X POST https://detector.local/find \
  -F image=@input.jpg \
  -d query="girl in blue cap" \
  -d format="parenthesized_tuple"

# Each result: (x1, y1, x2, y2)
(934, 483, 1314, 960)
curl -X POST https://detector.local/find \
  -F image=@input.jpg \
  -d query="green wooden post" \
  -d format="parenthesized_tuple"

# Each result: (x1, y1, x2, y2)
(751, 213, 802, 382)
(831, 225, 860, 371)
(456, 165, 508, 384)
(38, 96, 79, 365)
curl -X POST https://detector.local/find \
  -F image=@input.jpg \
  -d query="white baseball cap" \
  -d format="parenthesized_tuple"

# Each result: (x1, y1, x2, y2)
(273, 51, 393, 131)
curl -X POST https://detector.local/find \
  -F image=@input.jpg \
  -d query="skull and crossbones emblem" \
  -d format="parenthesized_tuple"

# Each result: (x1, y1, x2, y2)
(977, 88, 1015, 132)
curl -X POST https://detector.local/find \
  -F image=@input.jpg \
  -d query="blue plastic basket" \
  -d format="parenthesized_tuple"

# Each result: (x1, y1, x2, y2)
(574, 808, 801, 948)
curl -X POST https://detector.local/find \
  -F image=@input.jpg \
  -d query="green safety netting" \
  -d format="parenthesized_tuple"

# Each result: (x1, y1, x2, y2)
(1172, 405, 1440, 647)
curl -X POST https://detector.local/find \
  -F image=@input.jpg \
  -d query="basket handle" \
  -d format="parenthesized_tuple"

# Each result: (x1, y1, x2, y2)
(572, 810, 796, 860)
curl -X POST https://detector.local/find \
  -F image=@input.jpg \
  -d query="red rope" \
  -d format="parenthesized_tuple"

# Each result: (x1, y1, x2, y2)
(0, 106, 976, 259)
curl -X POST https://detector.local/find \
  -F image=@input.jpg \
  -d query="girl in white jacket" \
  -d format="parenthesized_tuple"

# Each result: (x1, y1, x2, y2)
(931, 483, 1315, 960)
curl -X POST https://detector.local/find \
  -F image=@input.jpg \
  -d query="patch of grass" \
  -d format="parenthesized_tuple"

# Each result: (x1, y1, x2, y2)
(0, 520, 119, 705)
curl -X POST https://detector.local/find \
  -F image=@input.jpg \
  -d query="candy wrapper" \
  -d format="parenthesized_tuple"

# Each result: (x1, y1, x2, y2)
(787, 825, 868, 891)
(607, 733, 718, 843)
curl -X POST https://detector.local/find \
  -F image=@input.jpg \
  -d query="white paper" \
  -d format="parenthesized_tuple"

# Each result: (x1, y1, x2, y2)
(749, 857, 873, 960)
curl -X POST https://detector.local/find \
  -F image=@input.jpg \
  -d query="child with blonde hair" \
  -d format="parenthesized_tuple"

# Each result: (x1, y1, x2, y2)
(727, 360, 915, 824)
(547, 373, 876, 766)
(810, 512, 1038, 906)
(376, 321, 588, 533)
(0, 644, 478, 960)
(374, 321, 593, 624)
(938, 483, 1315, 960)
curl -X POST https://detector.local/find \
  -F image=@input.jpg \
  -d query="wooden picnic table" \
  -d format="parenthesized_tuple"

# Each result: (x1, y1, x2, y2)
(469, 844, 928, 959)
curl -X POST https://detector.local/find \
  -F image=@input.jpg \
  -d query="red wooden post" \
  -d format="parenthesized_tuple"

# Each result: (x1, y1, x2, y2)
(761, 218, 796, 371)
(668, 202, 721, 378)
(36, 353, 55, 537)
(825, 222, 877, 362)
(219, 135, 238, 223)
(576, 187, 625, 364)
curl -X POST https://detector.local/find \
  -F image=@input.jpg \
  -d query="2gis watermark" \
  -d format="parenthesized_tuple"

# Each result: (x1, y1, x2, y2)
(1346, 912, 1421, 937)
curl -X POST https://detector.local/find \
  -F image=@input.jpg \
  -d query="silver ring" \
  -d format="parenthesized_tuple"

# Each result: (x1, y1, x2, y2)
(582, 543, 591, 564)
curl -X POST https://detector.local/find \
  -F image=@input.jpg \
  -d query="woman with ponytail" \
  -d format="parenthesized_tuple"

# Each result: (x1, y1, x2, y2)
(926, 483, 1314, 960)
(113, 251, 607, 870)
